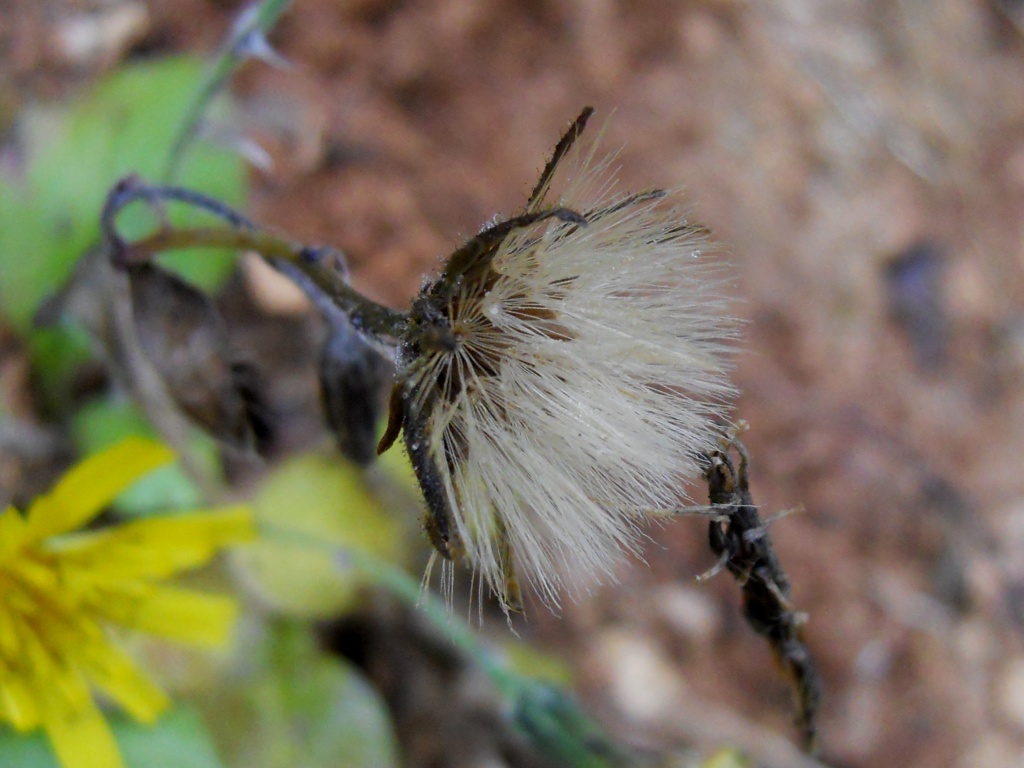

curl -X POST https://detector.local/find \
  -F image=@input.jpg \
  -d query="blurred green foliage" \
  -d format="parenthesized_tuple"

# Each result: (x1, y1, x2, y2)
(235, 451, 408, 617)
(0, 57, 246, 335)
(71, 397, 219, 515)
(0, 706, 226, 768)
(200, 620, 399, 768)
(512, 682, 635, 768)
(698, 749, 752, 768)
(0, 54, 250, 444)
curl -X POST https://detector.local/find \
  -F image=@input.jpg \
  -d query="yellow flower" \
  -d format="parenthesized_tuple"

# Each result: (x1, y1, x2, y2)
(0, 437, 254, 768)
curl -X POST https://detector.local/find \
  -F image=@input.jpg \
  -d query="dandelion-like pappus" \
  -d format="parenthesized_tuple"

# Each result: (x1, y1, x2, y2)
(101, 106, 821, 750)
(377, 108, 737, 609)
(103, 107, 737, 613)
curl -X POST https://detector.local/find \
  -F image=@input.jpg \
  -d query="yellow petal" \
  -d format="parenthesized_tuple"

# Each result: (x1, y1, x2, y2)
(80, 640, 169, 724)
(43, 685, 124, 768)
(0, 598, 25, 662)
(61, 507, 256, 580)
(0, 671, 41, 730)
(26, 438, 175, 540)
(109, 585, 239, 648)
(0, 506, 29, 557)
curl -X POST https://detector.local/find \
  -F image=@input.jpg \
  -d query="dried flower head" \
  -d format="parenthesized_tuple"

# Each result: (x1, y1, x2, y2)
(378, 108, 737, 608)
(100, 107, 736, 613)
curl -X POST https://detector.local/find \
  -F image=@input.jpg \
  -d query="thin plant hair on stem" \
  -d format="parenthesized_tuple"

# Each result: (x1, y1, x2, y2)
(698, 428, 823, 753)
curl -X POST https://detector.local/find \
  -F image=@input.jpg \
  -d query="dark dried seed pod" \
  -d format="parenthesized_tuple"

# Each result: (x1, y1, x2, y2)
(318, 313, 393, 465)
(229, 359, 275, 454)
(269, 253, 394, 465)
(127, 263, 267, 451)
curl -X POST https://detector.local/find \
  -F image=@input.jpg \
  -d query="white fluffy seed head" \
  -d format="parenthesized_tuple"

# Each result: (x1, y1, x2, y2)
(397, 134, 738, 610)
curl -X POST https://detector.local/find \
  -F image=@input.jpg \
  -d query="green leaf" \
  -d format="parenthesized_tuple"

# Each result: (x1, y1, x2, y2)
(25, 324, 95, 412)
(202, 621, 399, 768)
(0, 726, 60, 768)
(0, 180, 72, 333)
(70, 397, 220, 515)
(0, 57, 246, 333)
(235, 452, 407, 617)
(116, 706, 226, 768)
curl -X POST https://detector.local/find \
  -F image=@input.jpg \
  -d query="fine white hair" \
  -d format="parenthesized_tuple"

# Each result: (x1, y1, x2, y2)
(402, 128, 737, 609)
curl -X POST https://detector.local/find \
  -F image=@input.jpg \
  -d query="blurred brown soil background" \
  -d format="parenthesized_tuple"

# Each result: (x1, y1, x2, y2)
(5, 1, 1024, 766)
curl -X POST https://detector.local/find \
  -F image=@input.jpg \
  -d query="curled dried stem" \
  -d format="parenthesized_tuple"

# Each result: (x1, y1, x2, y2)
(701, 431, 823, 753)
(100, 176, 408, 343)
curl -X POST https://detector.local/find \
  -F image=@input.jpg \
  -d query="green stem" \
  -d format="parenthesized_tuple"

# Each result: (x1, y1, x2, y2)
(121, 226, 407, 342)
(163, 0, 293, 181)
(101, 176, 406, 341)
(256, 522, 495, 670)
(255, 523, 634, 767)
